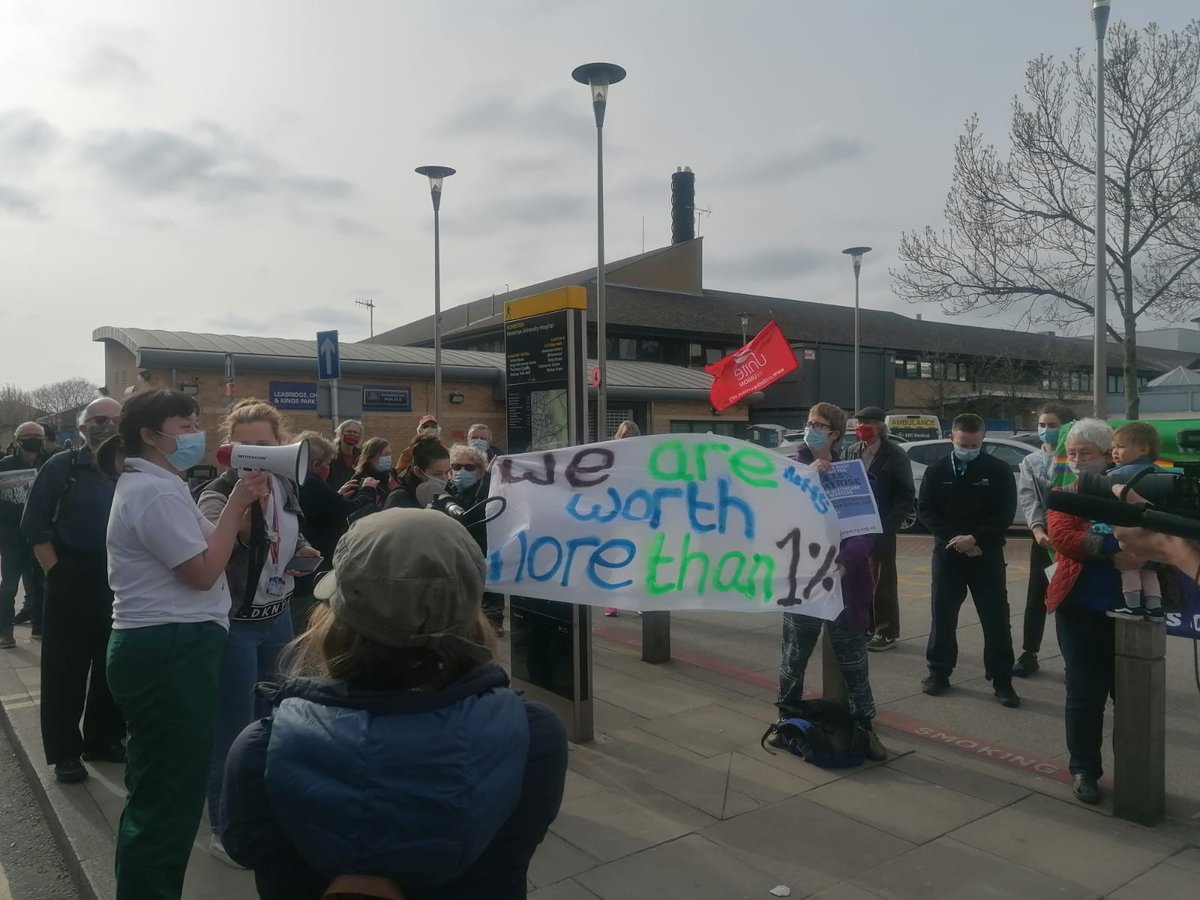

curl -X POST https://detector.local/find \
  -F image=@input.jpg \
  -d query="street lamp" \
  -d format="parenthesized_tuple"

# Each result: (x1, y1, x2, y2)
(738, 312, 751, 345)
(415, 165, 456, 425)
(573, 61, 626, 441)
(1092, 0, 1112, 419)
(842, 246, 872, 413)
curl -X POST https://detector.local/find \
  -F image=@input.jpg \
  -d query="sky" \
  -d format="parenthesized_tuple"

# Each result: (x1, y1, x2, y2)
(1, 0, 1195, 388)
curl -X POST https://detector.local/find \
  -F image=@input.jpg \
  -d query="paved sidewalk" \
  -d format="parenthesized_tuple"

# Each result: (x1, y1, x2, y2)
(3, 619, 1199, 900)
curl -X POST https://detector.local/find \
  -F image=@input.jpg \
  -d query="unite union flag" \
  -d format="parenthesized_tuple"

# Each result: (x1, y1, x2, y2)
(704, 320, 799, 412)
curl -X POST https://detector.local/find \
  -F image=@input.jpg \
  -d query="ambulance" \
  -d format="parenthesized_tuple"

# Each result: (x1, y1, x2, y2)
(884, 414, 942, 442)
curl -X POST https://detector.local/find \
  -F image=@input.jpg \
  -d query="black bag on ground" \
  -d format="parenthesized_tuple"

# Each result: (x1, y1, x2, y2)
(761, 699, 865, 769)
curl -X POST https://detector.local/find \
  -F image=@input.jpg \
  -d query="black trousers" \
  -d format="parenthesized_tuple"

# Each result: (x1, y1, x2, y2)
(869, 531, 900, 640)
(40, 550, 124, 764)
(483, 592, 505, 624)
(1055, 601, 1115, 779)
(926, 544, 1015, 682)
(1022, 541, 1053, 655)
(0, 541, 43, 632)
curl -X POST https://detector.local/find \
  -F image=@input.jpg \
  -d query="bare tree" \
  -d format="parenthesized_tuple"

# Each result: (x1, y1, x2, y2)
(917, 349, 971, 421)
(974, 354, 1039, 428)
(894, 20, 1200, 419)
(0, 383, 38, 430)
(30, 378, 99, 415)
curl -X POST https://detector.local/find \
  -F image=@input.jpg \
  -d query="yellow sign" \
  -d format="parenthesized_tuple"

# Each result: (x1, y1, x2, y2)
(504, 286, 587, 322)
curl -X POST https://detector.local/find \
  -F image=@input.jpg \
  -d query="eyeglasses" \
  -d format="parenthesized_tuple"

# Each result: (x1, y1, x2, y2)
(86, 416, 116, 426)
(805, 421, 831, 431)
(451, 463, 479, 472)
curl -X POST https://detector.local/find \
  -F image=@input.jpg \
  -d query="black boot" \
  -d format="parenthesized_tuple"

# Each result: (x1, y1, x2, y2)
(854, 720, 888, 762)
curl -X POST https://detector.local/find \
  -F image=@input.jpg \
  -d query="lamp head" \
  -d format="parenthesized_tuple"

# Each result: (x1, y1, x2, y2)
(415, 166, 455, 211)
(842, 245, 872, 274)
(1092, 0, 1112, 36)
(572, 62, 626, 126)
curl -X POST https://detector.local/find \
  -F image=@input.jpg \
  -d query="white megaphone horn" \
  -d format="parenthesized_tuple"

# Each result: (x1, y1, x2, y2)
(216, 441, 310, 485)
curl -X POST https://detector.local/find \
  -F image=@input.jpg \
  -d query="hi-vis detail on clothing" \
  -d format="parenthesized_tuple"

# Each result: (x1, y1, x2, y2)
(486, 434, 879, 617)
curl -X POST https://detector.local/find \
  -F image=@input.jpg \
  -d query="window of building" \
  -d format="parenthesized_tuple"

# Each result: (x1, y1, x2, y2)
(689, 343, 703, 366)
(920, 361, 933, 379)
(638, 339, 663, 362)
(905, 360, 920, 379)
(670, 420, 739, 437)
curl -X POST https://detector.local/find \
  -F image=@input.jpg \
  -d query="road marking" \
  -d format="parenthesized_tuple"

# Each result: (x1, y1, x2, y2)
(1, 700, 37, 712)
(0, 692, 39, 702)
(0, 859, 12, 900)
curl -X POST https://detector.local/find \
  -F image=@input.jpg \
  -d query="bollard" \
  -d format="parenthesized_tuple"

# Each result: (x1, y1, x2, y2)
(641, 611, 671, 664)
(820, 625, 848, 705)
(1113, 618, 1166, 826)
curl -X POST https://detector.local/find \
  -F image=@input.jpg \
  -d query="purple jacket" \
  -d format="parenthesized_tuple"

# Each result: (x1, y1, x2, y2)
(793, 444, 876, 633)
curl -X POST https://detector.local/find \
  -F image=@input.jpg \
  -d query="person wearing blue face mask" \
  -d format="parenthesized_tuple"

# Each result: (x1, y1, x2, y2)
(448, 443, 506, 634)
(1014, 403, 1076, 677)
(467, 423, 504, 464)
(917, 413, 1019, 708)
(97, 390, 270, 898)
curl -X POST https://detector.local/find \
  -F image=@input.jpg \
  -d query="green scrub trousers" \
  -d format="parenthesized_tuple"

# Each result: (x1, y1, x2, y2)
(107, 621, 227, 900)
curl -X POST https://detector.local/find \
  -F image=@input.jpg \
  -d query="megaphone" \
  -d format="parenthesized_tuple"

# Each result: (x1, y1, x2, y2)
(216, 441, 310, 485)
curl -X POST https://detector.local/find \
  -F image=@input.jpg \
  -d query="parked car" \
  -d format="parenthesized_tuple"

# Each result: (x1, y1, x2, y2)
(1010, 432, 1044, 449)
(898, 438, 1036, 532)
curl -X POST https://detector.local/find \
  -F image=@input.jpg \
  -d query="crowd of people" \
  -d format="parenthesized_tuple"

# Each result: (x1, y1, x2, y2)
(0, 390, 1195, 898)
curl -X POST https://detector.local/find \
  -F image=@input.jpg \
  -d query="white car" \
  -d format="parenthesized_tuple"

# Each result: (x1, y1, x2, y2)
(898, 438, 1036, 532)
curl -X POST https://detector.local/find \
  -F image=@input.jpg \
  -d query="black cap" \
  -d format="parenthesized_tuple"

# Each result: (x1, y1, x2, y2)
(857, 406, 886, 422)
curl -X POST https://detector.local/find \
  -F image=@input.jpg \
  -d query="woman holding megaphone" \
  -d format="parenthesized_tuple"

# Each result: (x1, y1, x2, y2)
(196, 399, 319, 865)
(100, 390, 270, 899)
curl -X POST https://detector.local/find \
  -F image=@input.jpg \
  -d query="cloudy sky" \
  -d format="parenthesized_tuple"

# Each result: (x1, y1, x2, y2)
(1, 0, 1194, 388)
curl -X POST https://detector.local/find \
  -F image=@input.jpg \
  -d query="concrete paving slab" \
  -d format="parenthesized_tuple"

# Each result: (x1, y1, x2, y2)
(562, 770, 609, 803)
(855, 837, 1094, 899)
(949, 793, 1183, 894)
(886, 752, 1032, 806)
(550, 786, 714, 863)
(527, 832, 601, 889)
(590, 669, 715, 719)
(528, 878, 602, 900)
(1163, 846, 1200, 874)
(637, 702, 768, 758)
(1107, 860, 1200, 899)
(804, 766, 998, 844)
(574, 833, 785, 900)
(702, 795, 914, 895)
(807, 884, 886, 900)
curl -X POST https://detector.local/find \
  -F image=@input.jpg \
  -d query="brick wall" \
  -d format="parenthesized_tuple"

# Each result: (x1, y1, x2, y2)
(649, 399, 748, 435)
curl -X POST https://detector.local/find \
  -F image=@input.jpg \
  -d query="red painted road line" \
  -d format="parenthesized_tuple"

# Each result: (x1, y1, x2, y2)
(592, 623, 1153, 799)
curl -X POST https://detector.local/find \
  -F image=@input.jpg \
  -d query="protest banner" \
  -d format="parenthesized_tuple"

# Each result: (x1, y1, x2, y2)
(0, 468, 37, 507)
(486, 434, 874, 617)
(704, 320, 799, 412)
(805, 459, 881, 538)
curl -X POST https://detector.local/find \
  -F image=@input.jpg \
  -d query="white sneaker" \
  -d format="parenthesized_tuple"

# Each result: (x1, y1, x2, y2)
(208, 834, 248, 869)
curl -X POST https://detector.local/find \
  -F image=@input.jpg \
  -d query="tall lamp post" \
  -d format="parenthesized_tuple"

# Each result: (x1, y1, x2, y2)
(572, 62, 625, 441)
(842, 246, 872, 413)
(1092, 0, 1112, 419)
(415, 165, 456, 425)
(738, 312, 751, 345)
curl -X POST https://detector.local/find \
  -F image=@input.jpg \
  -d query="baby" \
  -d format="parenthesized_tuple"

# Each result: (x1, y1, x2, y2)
(1107, 423, 1164, 621)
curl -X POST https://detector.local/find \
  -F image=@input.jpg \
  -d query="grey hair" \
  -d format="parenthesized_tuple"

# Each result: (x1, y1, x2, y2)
(14, 421, 43, 438)
(1066, 417, 1113, 452)
(334, 419, 363, 437)
(449, 443, 487, 469)
(467, 423, 491, 437)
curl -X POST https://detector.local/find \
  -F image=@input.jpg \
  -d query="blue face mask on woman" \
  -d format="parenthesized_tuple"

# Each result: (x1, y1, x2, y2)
(1037, 427, 1060, 446)
(803, 428, 828, 451)
(376, 456, 393, 471)
(452, 468, 479, 490)
(158, 431, 206, 472)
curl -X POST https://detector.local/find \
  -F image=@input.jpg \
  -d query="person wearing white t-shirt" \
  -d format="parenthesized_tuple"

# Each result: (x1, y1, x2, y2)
(99, 390, 268, 900)
(195, 399, 318, 866)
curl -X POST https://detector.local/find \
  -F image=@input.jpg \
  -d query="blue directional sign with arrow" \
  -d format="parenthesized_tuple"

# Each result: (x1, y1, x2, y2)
(316, 330, 340, 381)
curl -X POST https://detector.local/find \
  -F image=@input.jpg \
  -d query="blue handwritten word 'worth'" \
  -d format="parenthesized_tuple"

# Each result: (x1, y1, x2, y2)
(563, 477, 755, 539)
(489, 530, 636, 591)
(781, 466, 831, 514)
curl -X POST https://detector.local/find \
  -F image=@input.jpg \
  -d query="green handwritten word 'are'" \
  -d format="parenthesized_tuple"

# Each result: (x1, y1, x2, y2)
(645, 532, 775, 602)
(647, 439, 779, 489)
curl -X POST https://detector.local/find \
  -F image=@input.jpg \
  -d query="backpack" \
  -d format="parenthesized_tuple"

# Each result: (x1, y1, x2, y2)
(760, 699, 865, 769)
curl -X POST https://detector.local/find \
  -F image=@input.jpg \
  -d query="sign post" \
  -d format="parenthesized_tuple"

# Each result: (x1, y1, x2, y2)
(503, 286, 592, 742)
(317, 330, 341, 426)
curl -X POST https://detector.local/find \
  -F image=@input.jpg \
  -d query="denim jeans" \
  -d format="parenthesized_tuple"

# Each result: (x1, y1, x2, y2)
(206, 612, 294, 832)
(777, 613, 875, 721)
(0, 541, 43, 632)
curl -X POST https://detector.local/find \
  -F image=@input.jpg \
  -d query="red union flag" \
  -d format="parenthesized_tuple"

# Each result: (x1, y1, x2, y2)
(704, 320, 799, 412)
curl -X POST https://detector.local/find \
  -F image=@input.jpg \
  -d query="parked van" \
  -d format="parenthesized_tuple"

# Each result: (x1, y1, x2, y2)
(885, 414, 941, 442)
